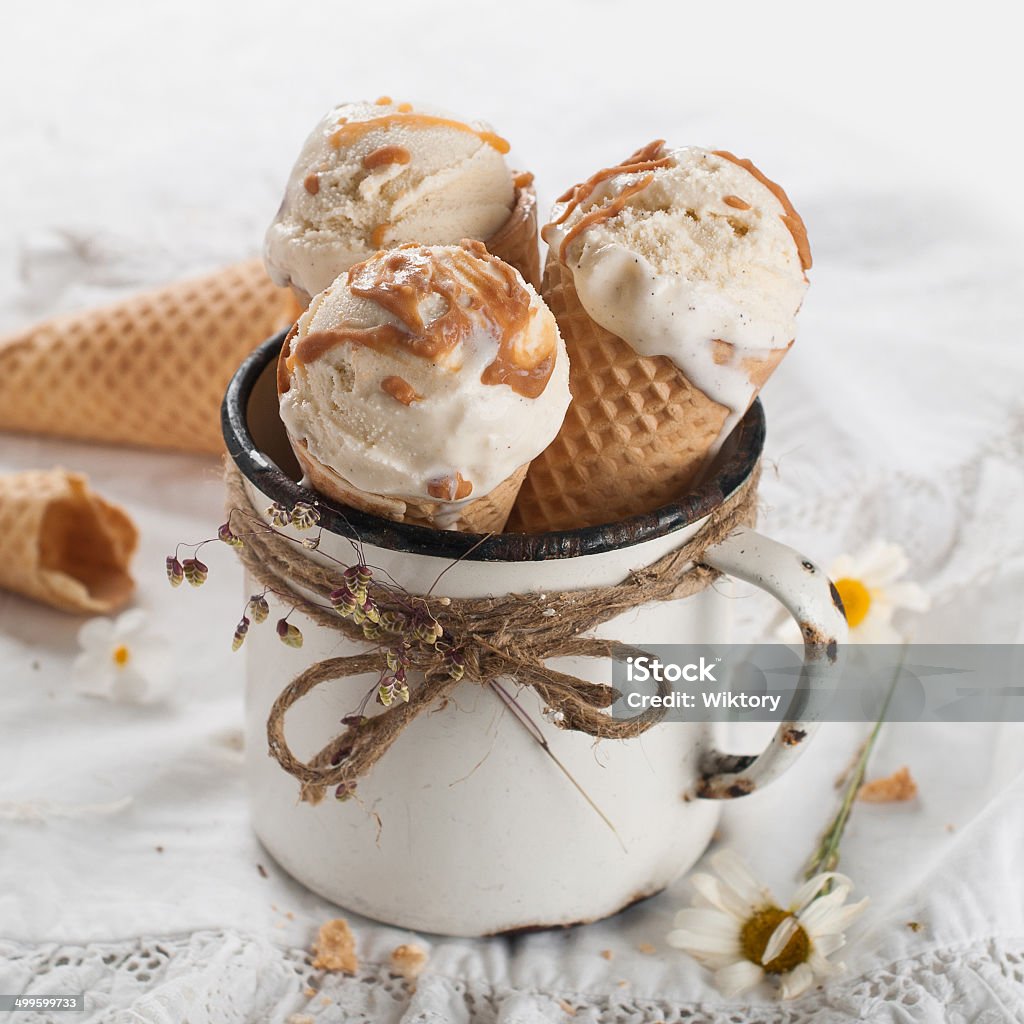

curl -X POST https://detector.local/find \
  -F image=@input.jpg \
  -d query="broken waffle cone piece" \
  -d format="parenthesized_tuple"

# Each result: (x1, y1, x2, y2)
(0, 260, 294, 454)
(311, 917, 358, 974)
(0, 469, 137, 613)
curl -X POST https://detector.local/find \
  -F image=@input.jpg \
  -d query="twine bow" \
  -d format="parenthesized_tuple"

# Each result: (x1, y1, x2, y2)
(225, 462, 760, 803)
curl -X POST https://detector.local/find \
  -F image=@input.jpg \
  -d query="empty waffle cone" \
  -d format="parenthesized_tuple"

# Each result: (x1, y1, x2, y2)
(509, 256, 786, 533)
(0, 260, 294, 454)
(0, 469, 138, 613)
(291, 439, 528, 533)
(485, 177, 541, 291)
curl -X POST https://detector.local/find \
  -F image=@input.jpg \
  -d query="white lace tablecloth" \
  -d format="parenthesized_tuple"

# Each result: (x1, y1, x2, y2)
(3, 3, 1024, 1021)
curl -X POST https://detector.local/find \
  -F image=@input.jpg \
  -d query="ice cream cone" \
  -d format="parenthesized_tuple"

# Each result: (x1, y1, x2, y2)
(0, 469, 137, 614)
(485, 178, 541, 290)
(292, 439, 529, 532)
(0, 260, 294, 454)
(508, 256, 787, 533)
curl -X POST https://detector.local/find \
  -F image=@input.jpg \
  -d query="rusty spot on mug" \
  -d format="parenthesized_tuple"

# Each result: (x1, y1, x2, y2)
(801, 560, 816, 573)
(697, 776, 755, 799)
(827, 639, 838, 663)
(830, 581, 847, 621)
(782, 727, 807, 746)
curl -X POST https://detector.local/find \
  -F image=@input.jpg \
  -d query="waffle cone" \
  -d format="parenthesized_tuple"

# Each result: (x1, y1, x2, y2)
(0, 260, 293, 454)
(485, 178, 541, 290)
(509, 257, 787, 533)
(0, 469, 137, 614)
(290, 439, 528, 533)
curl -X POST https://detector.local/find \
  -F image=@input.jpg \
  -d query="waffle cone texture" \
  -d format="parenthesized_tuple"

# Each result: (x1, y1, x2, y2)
(0, 469, 138, 613)
(0, 260, 293, 454)
(485, 179, 541, 291)
(509, 256, 786, 533)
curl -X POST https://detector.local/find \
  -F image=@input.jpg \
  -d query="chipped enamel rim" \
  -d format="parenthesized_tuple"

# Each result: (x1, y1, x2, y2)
(222, 329, 765, 562)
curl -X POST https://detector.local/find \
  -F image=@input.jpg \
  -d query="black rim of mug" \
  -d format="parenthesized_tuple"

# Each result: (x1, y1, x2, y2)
(222, 329, 766, 562)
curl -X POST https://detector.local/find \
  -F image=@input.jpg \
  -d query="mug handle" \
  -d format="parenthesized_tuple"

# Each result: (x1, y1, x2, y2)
(695, 525, 848, 799)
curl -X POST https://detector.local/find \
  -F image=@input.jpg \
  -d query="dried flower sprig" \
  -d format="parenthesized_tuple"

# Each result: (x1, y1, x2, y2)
(166, 499, 451, 678)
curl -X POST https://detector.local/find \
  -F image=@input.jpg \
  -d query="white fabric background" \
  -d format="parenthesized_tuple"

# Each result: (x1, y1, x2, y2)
(2, 2, 1023, 1021)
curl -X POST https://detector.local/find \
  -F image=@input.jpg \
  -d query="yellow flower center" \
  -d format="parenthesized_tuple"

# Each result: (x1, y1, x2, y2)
(834, 577, 872, 628)
(740, 907, 810, 975)
(111, 644, 131, 667)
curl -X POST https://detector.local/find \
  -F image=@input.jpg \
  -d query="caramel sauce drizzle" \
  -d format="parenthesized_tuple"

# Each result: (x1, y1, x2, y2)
(329, 113, 510, 154)
(557, 174, 655, 262)
(546, 140, 670, 261)
(291, 241, 554, 400)
(375, 96, 392, 105)
(380, 375, 421, 405)
(713, 151, 812, 270)
(303, 173, 320, 195)
(370, 223, 391, 249)
(427, 472, 473, 501)
(362, 145, 412, 170)
(723, 194, 750, 210)
(513, 170, 535, 189)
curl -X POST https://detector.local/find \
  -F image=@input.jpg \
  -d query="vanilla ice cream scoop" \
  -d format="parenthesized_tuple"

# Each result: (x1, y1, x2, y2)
(265, 98, 517, 302)
(278, 242, 570, 521)
(542, 142, 811, 442)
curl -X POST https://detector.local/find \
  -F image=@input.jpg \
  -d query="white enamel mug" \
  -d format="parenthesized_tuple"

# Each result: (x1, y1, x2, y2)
(224, 332, 847, 937)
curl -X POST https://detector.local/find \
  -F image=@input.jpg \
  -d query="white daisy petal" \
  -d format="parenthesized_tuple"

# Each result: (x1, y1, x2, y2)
(667, 927, 742, 957)
(858, 543, 908, 586)
(788, 873, 853, 914)
(112, 608, 148, 639)
(881, 581, 930, 612)
(779, 962, 815, 1000)
(671, 907, 741, 938)
(76, 617, 114, 651)
(665, 937, 738, 969)
(714, 960, 764, 998)
(761, 915, 799, 965)
(709, 849, 770, 909)
(807, 897, 869, 938)
(829, 555, 857, 580)
(853, 615, 900, 645)
(810, 932, 846, 958)
(798, 888, 860, 934)
(691, 873, 755, 920)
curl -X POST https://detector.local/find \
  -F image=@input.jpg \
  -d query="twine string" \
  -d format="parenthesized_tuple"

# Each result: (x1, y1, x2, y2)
(225, 462, 760, 803)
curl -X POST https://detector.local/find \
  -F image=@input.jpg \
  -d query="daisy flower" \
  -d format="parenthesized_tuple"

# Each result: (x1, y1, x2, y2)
(779, 541, 929, 644)
(667, 849, 867, 1000)
(72, 609, 171, 704)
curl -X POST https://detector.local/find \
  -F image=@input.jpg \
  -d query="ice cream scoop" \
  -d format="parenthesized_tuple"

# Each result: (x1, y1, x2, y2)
(278, 241, 570, 531)
(265, 98, 538, 303)
(511, 142, 810, 532)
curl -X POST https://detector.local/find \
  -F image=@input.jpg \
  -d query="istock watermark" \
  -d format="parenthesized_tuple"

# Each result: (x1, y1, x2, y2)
(611, 645, 1024, 723)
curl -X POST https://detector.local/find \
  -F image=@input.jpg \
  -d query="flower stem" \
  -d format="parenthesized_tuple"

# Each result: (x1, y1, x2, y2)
(803, 642, 908, 880)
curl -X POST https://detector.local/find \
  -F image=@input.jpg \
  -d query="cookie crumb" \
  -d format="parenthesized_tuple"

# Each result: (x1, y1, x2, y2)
(287, 1015, 315, 1024)
(257, 864, 268, 878)
(907, 921, 923, 933)
(390, 943, 428, 982)
(312, 918, 358, 973)
(558, 1000, 577, 1016)
(858, 765, 917, 803)
(303, 987, 316, 998)
(600, 949, 613, 960)
(637, 942, 656, 954)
